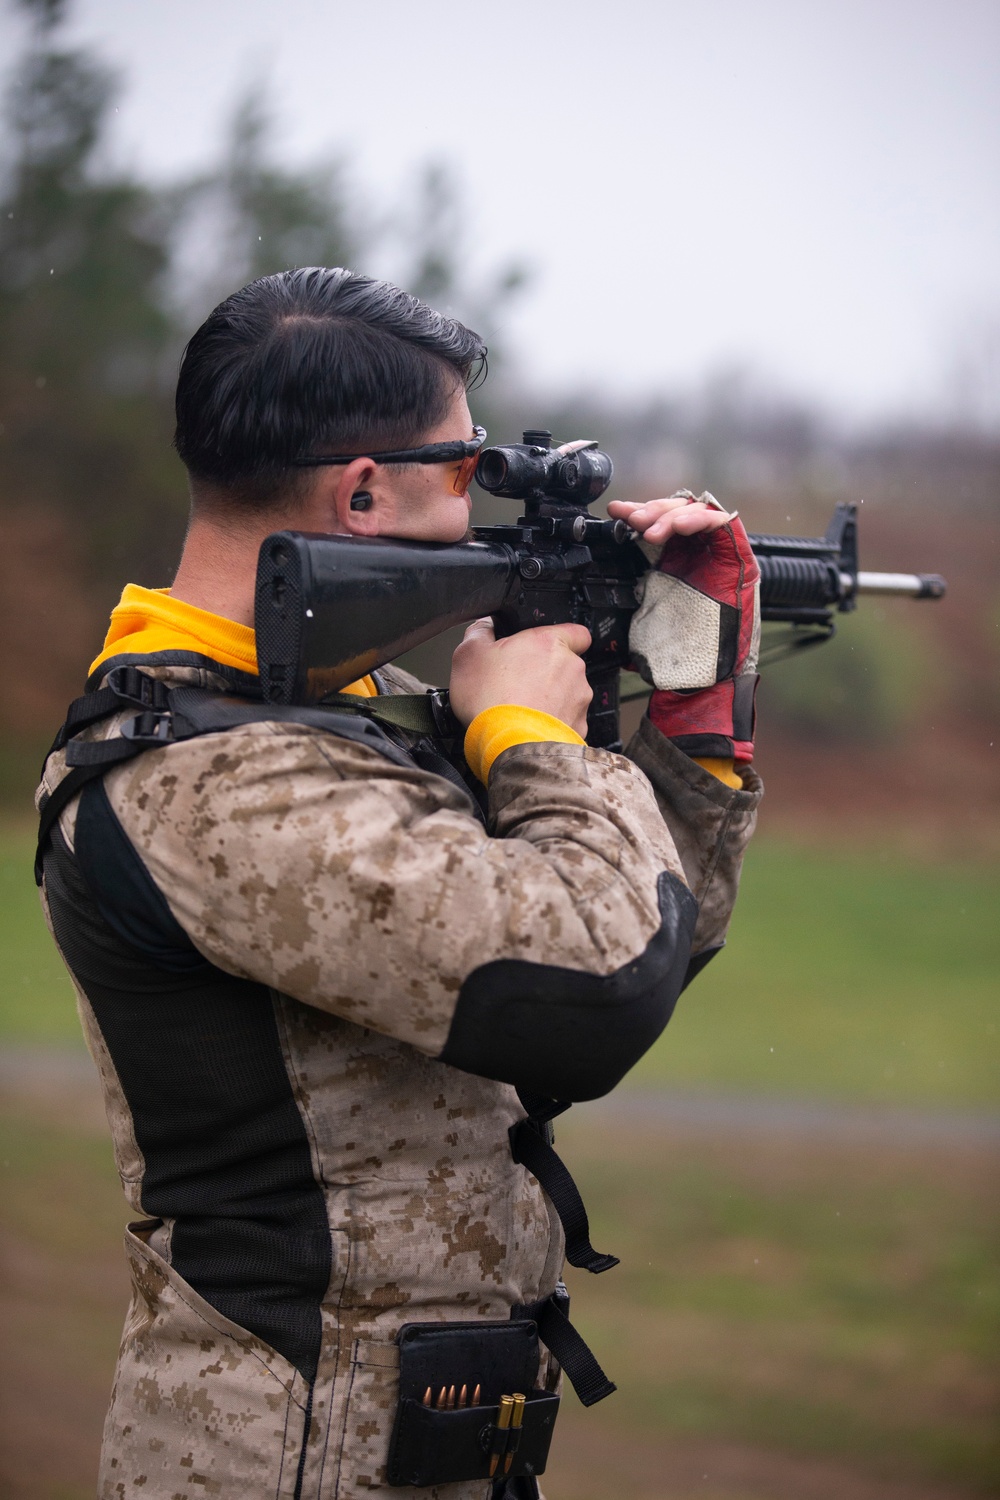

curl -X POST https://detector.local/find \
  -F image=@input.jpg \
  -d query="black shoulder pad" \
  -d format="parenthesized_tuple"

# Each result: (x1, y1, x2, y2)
(439, 871, 698, 1101)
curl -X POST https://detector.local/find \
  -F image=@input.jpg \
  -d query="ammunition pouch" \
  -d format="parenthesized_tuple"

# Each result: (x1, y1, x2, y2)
(386, 1319, 558, 1490)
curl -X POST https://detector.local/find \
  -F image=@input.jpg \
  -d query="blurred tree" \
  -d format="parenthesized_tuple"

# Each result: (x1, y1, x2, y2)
(0, 0, 185, 588)
(173, 88, 360, 324)
(385, 157, 530, 518)
(759, 605, 930, 744)
(391, 159, 529, 368)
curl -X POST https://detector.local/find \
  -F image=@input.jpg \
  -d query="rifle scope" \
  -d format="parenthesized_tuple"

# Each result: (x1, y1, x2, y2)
(476, 432, 614, 507)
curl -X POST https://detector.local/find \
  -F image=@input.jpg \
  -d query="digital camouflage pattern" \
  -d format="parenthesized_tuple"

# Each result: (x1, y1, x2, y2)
(37, 661, 761, 1497)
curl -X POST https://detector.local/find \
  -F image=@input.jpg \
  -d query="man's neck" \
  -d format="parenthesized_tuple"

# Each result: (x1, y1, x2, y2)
(170, 512, 270, 627)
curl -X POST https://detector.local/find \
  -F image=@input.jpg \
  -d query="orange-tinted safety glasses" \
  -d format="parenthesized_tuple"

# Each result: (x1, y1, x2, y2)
(293, 426, 487, 496)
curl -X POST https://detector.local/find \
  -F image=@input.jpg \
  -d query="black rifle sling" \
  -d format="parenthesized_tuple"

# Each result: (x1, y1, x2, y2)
(320, 690, 446, 736)
(511, 1089, 620, 1275)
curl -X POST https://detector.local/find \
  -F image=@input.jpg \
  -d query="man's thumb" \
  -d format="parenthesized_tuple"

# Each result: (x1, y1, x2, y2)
(555, 624, 593, 656)
(461, 616, 497, 646)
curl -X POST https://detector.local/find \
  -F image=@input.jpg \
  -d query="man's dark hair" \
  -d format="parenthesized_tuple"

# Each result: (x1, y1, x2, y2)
(174, 267, 486, 510)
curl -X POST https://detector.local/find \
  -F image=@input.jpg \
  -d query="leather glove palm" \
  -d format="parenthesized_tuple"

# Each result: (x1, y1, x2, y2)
(629, 491, 760, 763)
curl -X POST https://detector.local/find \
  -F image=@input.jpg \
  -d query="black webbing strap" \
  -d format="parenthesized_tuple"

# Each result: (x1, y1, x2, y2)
(510, 1089, 619, 1276)
(35, 673, 417, 886)
(35, 720, 166, 884)
(492, 1476, 540, 1500)
(36, 667, 183, 883)
(44, 666, 172, 758)
(515, 1292, 617, 1408)
(509, 1118, 619, 1275)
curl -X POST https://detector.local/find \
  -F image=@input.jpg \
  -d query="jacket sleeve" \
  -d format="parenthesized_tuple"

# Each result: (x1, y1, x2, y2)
(102, 720, 699, 1100)
(623, 712, 763, 961)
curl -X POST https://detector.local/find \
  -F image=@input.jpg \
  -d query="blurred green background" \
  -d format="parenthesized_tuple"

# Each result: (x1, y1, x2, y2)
(1, 3, 997, 1498)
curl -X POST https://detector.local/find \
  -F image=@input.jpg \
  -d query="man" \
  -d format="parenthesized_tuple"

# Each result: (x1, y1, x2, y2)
(36, 267, 762, 1498)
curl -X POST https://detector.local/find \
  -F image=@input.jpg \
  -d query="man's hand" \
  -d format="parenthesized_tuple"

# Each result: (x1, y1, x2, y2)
(609, 489, 761, 763)
(608, 493, 732, 548)
(450, 618, 593, 736)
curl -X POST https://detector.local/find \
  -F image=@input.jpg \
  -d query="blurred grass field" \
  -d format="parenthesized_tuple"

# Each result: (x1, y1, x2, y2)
(1, 821, 998, 1498)
(553, 1118, 999, 1498)
(632, 844, 1000, 1110)
(4, 824, 998, 1108)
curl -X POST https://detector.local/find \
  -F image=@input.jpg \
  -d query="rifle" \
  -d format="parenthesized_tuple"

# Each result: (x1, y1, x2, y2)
(254, 430, 946, 750)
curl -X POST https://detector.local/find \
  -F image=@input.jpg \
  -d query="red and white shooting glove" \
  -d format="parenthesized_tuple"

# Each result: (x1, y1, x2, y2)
(629, 491, 761, 763)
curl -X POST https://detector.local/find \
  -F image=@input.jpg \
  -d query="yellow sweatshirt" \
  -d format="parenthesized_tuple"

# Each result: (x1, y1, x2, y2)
(90, 585, 584, 783)
(92, 585, 740, 788)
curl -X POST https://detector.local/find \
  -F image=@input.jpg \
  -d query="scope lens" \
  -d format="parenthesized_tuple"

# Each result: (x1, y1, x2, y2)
(475, 449, 510, 492)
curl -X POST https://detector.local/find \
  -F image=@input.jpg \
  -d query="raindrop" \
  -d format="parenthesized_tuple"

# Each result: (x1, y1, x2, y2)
(35, 375, 46, 388)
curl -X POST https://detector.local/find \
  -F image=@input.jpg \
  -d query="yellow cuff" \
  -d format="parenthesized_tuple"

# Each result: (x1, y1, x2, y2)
(464, 705, 585, 784)
(693, 755, 743, 790)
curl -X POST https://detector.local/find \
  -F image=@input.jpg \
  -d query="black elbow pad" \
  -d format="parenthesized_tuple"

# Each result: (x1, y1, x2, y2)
(439, 871, 698, 1101)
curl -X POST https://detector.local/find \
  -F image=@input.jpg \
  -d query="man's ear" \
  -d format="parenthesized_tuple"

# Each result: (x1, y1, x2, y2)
(306, 458, 382, 536)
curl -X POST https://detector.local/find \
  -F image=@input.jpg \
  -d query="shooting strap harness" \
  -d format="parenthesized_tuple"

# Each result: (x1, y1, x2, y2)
(36, 661, 619, 1408)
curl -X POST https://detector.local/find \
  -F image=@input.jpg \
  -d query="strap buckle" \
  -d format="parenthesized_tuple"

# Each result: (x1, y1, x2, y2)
(428, 688, 462, 738)
(104, 665, 171, 712)
(121, 709, 175, 746)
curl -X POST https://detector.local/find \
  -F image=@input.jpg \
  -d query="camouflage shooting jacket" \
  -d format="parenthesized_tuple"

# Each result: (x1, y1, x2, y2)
(37, 649, 761, 1500)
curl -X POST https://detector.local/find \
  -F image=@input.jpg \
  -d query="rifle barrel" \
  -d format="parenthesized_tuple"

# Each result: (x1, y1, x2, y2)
(853, 571, 947, 599)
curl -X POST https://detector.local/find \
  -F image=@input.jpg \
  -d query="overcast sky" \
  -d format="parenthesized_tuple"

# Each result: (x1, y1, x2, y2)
(5, 0, 1000, 424)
